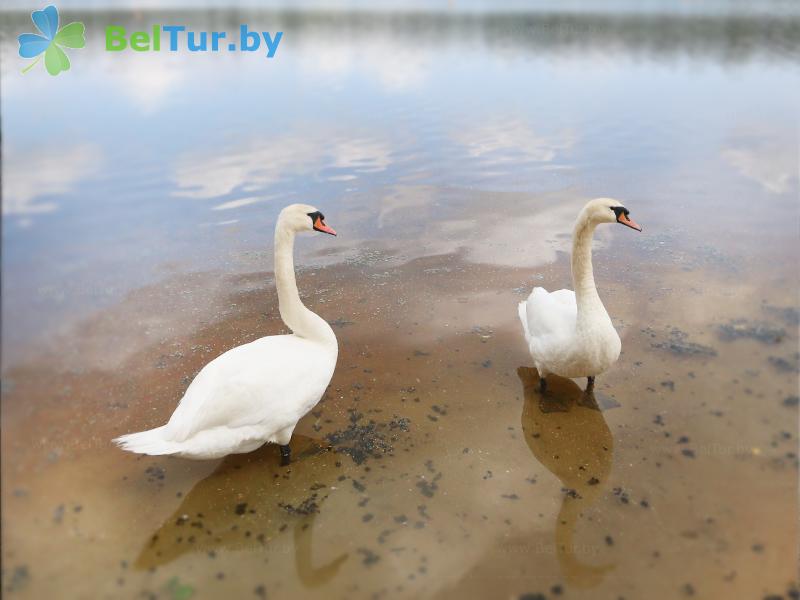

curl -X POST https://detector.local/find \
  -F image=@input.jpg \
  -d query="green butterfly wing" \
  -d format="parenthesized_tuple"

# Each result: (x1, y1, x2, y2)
(54, 22, 85, 49)
(45, 43, 70, 76)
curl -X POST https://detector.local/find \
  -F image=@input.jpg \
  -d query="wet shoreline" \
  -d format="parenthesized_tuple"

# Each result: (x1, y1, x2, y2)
(2, 230, 797, 598)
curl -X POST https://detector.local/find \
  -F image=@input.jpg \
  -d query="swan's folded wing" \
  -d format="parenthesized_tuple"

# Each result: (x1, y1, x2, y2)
(524, 287, 577, 339)
(549, 288, 577, 306)
(165, 335, 334, 442)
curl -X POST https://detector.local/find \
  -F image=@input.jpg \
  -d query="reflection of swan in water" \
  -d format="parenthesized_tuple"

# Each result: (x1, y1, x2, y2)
(517, 367, 615, 588)
(136, 438, 347, 587)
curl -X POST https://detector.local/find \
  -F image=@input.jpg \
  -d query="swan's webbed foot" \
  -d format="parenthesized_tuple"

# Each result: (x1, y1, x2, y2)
(586, 376, 595, 392)
(279, 444, 291, 466)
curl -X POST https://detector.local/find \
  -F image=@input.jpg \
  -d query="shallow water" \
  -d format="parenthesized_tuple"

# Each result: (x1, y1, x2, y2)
(2, 3, 799, 599)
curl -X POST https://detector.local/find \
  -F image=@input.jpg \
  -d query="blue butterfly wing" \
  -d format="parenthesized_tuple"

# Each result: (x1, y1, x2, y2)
(32, 5, 59, 40)
(18, 33, 51, 58)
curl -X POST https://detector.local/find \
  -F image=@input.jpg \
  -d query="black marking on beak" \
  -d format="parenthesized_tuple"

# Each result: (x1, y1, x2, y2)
(611, 206, 628, 220)
(611, 206, 642, 231)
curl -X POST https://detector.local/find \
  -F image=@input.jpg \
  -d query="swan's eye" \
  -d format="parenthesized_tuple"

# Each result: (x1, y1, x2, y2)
(307, 210, 324, 222)
(611, 206, 629, 220)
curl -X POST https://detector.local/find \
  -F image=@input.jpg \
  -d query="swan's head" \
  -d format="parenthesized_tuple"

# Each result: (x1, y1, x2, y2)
(278, 203, 337, 236)
(584, 198, 642, 232)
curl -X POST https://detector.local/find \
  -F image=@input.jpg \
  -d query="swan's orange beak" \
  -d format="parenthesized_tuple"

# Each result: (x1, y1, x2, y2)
(618, 212, 642, 232)
(313, 215, 337, 236)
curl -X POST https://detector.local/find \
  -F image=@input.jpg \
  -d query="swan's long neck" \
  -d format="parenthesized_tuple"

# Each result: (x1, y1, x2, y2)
(571, 212, 609, 329)
(274, 221, 336, 346)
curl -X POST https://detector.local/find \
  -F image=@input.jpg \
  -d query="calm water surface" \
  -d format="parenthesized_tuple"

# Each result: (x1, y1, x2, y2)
(1, 4, 799, 599)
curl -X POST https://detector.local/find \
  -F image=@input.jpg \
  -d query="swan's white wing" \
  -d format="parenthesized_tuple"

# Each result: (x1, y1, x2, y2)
(165, 335, 336, 442)
(522, 287, 577, 341)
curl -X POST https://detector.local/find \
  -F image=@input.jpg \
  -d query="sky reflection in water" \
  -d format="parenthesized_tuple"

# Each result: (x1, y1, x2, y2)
(1, 5, 798, 362)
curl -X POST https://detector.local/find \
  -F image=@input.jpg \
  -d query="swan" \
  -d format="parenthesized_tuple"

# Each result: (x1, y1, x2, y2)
(518, 198, 641, 393)
(114, 204, 339, 464)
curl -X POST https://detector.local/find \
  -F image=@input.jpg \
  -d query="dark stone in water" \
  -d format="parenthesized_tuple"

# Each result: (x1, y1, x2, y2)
(326, 410, 408, 465)
(145, 465, 166, 482)
(612, 487, 630, 504)
(279, 492, 322, 516)
(718, 319, 785, 344)
(769, 353, 799, 373)
(6, 565, 29, 592)
(357, 547, 380, 566)
(416, 473, 441, 498)
(330, 318, 354, 328)
(783, 396, 799, 408)
(389, 417, 410, 431)
(648, 327, 717, 357)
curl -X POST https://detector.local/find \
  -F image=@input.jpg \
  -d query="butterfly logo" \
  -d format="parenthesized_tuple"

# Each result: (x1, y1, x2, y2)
(18, 5, 85, 76)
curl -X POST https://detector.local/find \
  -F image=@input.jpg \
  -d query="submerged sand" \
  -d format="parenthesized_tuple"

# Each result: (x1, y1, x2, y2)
(2, 189, 797, 598)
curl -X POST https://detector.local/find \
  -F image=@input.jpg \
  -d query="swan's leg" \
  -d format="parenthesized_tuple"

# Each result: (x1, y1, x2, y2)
(586, 376, 595, 392)
(539, 377, 547, 394)
(280, 445, 291, 466)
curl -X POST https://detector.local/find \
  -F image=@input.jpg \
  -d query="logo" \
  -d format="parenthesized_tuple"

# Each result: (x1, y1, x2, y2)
(18, 5, 85, 76)
(105, 25, 282, 58)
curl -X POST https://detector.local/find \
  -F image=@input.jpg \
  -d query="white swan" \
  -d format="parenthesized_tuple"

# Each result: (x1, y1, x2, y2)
(518, 198, 641, 392)
(114, 204, 339, 464)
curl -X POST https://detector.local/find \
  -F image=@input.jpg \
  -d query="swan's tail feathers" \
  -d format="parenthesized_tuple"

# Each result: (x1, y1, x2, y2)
(113, 426, 180, 456)
(518, 300, 531, 341)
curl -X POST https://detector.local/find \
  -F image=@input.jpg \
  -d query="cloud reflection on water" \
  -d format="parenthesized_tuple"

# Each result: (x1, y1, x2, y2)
(721, 126, 798, 195)
(3, 142, 104, 217)
(172, 132, 392, 200)
(453, 117, 576, 166)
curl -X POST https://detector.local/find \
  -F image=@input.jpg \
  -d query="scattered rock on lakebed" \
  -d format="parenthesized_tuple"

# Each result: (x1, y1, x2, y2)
(645, 327, 717, 357)
(717, 319, 785, 344)
(325, 410, 410, 465)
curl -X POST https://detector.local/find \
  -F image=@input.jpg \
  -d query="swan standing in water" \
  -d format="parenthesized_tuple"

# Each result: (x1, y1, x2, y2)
(114, 204, 338, 464)
(518, 198, 641, 393)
